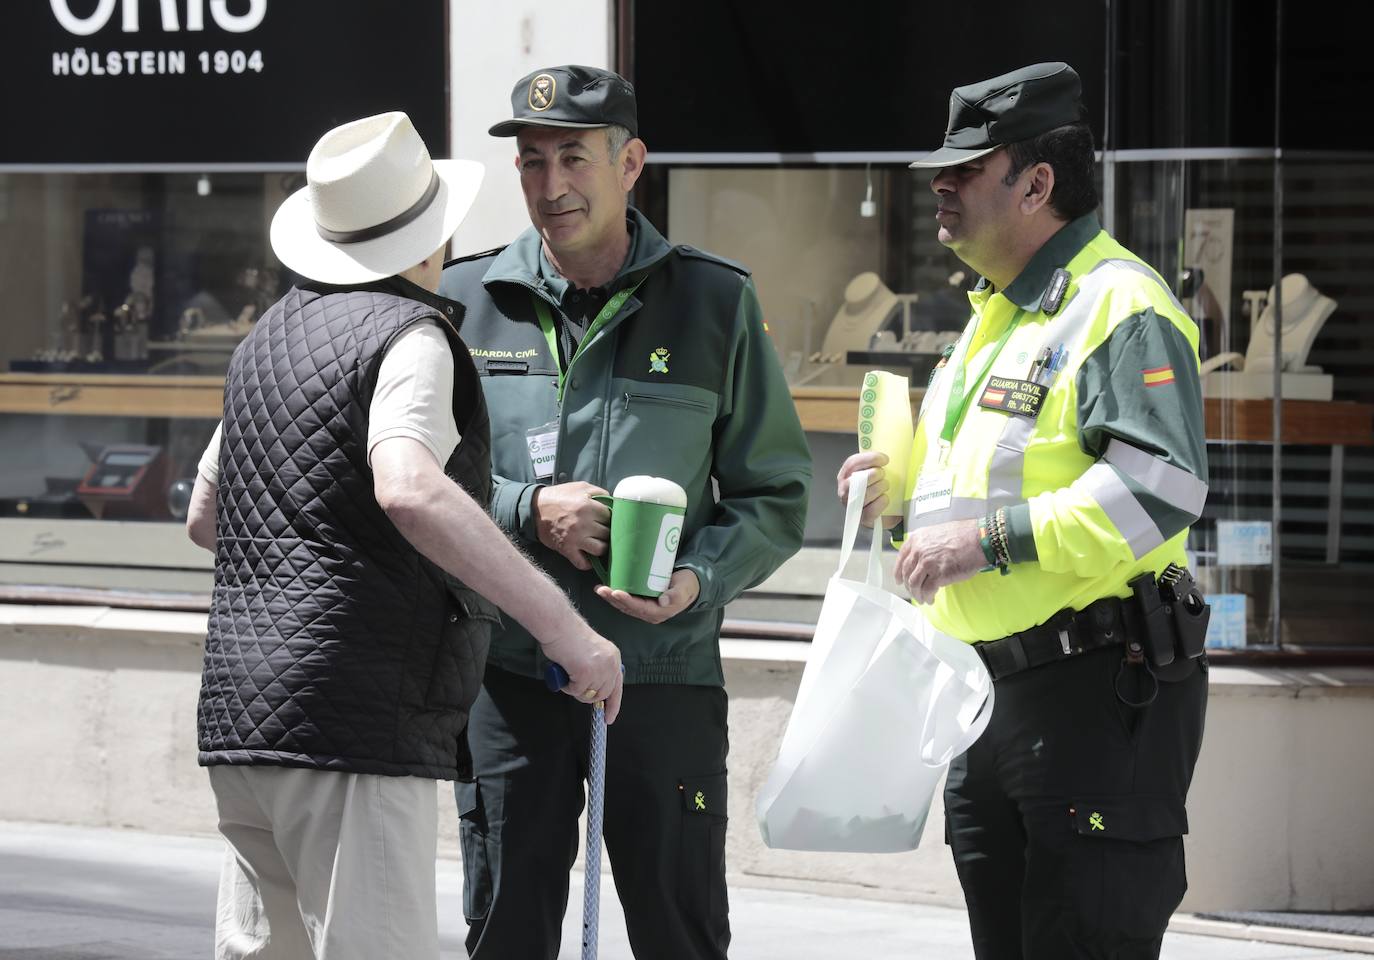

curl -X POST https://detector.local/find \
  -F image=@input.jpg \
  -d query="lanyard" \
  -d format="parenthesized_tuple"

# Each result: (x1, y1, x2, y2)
(940, 308, 1025, 445)
(532, 279, 644, 404)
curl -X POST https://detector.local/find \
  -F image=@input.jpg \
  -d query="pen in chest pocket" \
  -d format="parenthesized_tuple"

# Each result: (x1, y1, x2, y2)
(1050, 345, 1069, 377)
(1033, 344, 1069, 384)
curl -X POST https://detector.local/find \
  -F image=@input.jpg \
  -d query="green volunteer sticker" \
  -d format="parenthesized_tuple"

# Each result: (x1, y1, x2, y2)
(862, 389, 877, 403)
(865, 373, 878, 387)
(860, 436, 872, 449)
(859, 421, 873, 434)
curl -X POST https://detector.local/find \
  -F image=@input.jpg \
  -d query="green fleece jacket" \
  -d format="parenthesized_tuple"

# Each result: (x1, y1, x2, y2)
(440, 209, 811, 685)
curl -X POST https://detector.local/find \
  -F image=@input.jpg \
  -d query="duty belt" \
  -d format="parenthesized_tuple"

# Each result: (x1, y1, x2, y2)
(973, 595, 1135, 682)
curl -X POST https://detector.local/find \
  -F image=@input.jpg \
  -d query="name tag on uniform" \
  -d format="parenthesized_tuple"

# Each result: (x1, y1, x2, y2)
(525, 419, 558, 481)
(911, 469, 954, 517)
(978, 376, 1046, 419)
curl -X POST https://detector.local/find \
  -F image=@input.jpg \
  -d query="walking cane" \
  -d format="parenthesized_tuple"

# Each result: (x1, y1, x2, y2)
(545, 662, 608, 960)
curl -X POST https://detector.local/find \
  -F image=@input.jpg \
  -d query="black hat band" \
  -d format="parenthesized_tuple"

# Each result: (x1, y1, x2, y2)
(315, 170, 440, 244)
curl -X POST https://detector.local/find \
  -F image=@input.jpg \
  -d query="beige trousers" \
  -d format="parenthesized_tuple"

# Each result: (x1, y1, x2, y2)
(208, 765, 439, 960)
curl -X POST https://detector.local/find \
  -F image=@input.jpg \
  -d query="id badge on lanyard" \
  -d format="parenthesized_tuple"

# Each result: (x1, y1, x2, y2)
(911, 463, 954, 518)
(525, 419, 559, 481)
(526, 280, 644, 483)
(909, 308, 1022, 524)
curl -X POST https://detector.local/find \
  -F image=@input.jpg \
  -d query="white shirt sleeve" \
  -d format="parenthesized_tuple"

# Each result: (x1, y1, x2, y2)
(198, 322, 460, 483)
(197, 422, 223, 484)
(367, 321, 461, 468)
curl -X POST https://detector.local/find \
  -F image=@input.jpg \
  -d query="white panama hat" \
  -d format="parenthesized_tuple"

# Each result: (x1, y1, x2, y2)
(270, 112, 484, 285)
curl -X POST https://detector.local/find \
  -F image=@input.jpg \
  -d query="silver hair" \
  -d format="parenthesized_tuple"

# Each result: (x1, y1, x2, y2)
(605, 124, 632, 161)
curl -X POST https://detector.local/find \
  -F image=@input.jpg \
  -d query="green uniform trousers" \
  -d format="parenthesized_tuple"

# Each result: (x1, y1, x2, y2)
(457, 666, 731, 959)
(946, 645, 1208, 959)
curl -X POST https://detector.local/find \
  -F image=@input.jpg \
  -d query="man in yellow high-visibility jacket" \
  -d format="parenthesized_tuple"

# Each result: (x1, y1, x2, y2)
(838, 62, 1209, 959)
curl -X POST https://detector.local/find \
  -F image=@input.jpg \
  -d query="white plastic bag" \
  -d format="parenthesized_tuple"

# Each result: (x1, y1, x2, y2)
(756, 470, 995, 853)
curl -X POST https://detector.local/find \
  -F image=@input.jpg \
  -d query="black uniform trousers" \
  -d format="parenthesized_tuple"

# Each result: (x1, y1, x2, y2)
(457, 666, 731, 960)
(945, 645, 1207, 960)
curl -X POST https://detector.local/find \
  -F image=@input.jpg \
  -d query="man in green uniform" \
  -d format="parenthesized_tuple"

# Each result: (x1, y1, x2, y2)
(440, 65, 811, 960)
(838, 62, 1209, 959)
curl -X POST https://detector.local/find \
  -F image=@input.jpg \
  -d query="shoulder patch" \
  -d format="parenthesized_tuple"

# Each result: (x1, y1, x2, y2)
(673, 244, 751, 277)
(443, 245, 506, 269)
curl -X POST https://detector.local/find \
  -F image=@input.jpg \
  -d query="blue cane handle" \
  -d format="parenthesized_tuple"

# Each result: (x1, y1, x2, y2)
(545, 662, 571, 692)
(544, 661, 623, 694)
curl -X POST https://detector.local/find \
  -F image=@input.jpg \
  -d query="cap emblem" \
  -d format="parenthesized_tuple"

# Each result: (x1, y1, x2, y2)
(529, 73, 556, 112)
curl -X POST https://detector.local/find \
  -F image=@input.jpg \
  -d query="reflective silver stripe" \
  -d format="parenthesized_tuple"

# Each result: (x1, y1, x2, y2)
(908, 496, 990, 529)
(917, 254, 1187, 532)
(1080, 462, 1165, 558)
(986, 416, 1036, 503)
(1103, 438, 1208, 519)
(1097, 258, 1188, 316)
(982, 263, 1110, 502)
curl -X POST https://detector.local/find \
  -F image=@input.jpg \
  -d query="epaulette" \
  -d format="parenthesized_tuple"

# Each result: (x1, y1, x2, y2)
(443, 245, 506, 269)
(673, 244, 751, 277)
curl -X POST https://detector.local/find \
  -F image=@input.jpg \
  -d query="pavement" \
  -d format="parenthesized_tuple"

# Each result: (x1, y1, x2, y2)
(0, 821, 1363, 959)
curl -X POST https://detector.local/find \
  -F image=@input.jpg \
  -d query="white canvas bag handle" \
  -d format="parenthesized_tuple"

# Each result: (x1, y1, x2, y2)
(837, 469, 885, 588)
(841, 470, 996, 769)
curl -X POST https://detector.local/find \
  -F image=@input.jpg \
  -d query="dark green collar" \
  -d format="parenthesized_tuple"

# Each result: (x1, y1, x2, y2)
(536, 217, 642, 303)
(1000, 213, 1102, 312)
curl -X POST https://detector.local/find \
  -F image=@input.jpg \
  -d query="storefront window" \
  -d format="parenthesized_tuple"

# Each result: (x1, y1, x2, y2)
(653, 150, 1373, 652)
(0, 1, 446, 594)
(1105, 154, 1374, 649)
(630, 0, 1374, 655)
(0, 171, 295, 591)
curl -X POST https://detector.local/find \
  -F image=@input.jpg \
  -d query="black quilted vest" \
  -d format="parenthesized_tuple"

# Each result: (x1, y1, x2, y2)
(197, 279, 496, 780)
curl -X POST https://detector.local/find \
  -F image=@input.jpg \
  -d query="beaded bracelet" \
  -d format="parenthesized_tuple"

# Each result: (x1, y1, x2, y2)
(985, 508, 1011, 570)
(978, 519, 999, 569)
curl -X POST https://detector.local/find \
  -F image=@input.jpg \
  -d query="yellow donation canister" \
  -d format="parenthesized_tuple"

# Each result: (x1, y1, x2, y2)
(856, 370, 912, 518)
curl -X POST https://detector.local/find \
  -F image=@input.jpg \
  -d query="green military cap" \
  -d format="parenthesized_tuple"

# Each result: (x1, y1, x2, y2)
(909, 62, 1087, 169)
(489, 64, 638, 138)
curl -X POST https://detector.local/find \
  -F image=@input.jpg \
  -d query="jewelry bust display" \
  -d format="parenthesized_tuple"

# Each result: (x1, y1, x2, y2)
(1200, 273, 1337, 400)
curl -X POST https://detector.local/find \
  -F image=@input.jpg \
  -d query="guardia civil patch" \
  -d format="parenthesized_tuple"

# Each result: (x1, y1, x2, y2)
(649, 347, 670, 374)
(978, 376, 1046, 419)
(528, 73, 556, 111)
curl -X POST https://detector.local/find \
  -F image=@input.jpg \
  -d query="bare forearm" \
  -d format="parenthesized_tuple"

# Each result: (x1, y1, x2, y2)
(382, 463, 583, 645)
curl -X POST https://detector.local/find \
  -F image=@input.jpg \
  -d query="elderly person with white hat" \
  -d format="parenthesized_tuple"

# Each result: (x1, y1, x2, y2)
(185, 112, 624, 960)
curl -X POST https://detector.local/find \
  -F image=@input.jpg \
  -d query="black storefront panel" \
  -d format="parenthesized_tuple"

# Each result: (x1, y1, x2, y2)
(631, 0, 1105, 155)
(2, 0, 448, 166)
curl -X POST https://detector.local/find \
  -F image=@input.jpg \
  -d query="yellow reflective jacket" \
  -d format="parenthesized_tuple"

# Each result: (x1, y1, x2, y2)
(903, 215, 1208, 643)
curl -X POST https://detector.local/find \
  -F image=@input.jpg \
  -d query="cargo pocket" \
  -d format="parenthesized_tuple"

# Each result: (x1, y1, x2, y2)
(678, 772, 730, 944)
(455, 779, 493, 921)
(1063, 795, 1189, 941)
(611, 378, 719, 483)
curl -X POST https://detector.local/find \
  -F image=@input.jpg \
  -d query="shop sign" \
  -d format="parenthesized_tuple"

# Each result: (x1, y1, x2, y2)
(1216, 520, 1273, 567)
(2, 1, 447, 167)
(1204, 594, 1248, 649)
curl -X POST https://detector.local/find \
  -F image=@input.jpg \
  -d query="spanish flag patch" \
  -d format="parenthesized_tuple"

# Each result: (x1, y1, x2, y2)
(1143, 365, 1175, 387)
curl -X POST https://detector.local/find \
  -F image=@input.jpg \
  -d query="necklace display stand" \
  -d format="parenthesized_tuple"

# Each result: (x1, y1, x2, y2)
(816, 272, 900, 363)
(1201, 273, 1336, 400)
